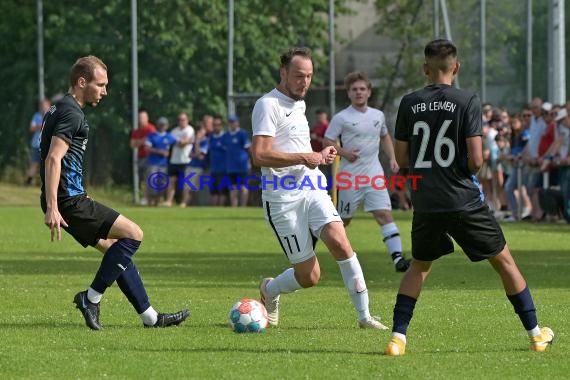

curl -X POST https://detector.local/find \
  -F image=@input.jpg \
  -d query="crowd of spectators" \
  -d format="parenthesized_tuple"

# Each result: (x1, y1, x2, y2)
(477, 98, 570, 223)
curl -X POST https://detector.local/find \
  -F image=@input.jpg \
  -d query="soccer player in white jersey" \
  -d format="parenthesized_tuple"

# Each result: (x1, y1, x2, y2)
(324, 71, 411, 272)
(251, 47, 387, 330)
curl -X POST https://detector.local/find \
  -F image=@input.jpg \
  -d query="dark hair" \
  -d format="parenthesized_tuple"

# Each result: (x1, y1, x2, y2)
(344, 71, 371, 91)
(280, 47, 312, 69)
(424, 39, 457, 60)
(70, 55, 107, 87)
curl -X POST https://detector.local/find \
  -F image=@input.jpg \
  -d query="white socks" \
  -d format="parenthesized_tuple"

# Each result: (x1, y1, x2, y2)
(392, 332, 407, 343)
(527, 325, 541, 337)
(337, 253, 370, 321)
(88, 288, 158, 326)
(140, 306, 158, 326)
(87, 287, 103, 304)
(266, 268, 302, 298)
(382, 222, 403, 262)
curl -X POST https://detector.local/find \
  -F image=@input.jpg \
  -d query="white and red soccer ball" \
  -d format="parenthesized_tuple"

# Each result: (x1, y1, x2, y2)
(228, 298, 268, 333)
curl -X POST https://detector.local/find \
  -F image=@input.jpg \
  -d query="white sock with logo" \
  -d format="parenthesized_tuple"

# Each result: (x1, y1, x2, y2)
(140, 306, 158, 326)
(266, 268, 302, 298)
(337, 253, 369, 321)
(381, 222, 403, 263)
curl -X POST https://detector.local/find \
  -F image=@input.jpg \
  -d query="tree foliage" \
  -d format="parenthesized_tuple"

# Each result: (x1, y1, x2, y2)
(0, 0, 351, 185)
(373, 0, 569, 112)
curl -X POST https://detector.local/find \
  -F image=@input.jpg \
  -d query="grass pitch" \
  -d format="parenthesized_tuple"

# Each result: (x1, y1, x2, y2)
(0, 194, 568, 379)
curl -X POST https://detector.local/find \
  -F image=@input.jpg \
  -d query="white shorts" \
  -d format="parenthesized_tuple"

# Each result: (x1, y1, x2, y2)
(263, 190, 342, 264)
(336, 186, 392, 219)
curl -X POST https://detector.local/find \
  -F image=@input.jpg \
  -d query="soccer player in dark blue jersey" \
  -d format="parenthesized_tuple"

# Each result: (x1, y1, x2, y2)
(40, 56, 189, 330)
(383, 39, 553, 355)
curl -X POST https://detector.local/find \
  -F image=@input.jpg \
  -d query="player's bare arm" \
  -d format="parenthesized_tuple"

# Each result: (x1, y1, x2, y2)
(466, 135, 483, 174)
(323, 137, 359, 162)
(252, 135, 324, 169)
(44, 136, 70, 241)
(380, 134, 399, 173)
(394, 139, 410, 169)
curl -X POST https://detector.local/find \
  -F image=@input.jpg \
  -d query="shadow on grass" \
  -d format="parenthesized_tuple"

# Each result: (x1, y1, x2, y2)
(1, 250, 568, 290)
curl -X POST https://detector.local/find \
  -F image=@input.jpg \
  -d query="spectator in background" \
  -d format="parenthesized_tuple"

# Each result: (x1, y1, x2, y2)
(552, 107, 570, 221)
(207, 116, 228, 206)
(479, 111, 499, 211)
(522, 98, 547, 221)
(225, 115, 251, 207)
(130, 109, 156, 206)
(311, 109, 332, 181)
(187, 124, 209, 206)
(310, 109, 329, 152)
(25, 99, 51, 186)
(200, 114, 214, 136)
(482, 103, 493, 124)
(503, 114, 532, 220)
(164, 112, 195, 208)
(145, 117, 177, 207)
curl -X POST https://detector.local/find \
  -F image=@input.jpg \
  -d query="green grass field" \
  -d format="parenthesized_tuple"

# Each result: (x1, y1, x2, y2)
(0, 185, 568, 379)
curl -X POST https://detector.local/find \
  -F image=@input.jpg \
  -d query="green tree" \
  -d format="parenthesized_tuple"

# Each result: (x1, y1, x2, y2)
(372, 0, 567, 110)
(0, 0, 353, 186)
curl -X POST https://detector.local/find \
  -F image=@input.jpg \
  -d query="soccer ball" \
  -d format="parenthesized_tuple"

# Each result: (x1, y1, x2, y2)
(228, 298, 268, 333)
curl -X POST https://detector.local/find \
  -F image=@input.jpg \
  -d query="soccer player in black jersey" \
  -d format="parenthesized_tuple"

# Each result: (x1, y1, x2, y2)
(40, 56, 189, 330)
(383, 39, 553, 355)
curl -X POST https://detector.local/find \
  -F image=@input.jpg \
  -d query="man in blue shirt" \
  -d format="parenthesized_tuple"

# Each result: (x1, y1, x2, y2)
(225, 115, 252, 206)
(145, 117, 177, 206)
(208, 116, 228, 206)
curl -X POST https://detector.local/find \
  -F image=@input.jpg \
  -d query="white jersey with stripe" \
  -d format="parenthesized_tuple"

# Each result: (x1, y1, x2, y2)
(325, 105, 388, 178)
(252, 88, 327, 202)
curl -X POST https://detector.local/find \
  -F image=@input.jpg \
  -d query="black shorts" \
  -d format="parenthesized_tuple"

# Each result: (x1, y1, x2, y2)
(411, 205, 506, 262)
(42, 195, 120, 248)
(210, 173, 229, 195)
(168, 163, 188, 177)
(227, 172, 248, 188)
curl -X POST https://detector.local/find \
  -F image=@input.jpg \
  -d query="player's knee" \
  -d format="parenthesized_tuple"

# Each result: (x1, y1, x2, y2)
(128, 223, 144, 241)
